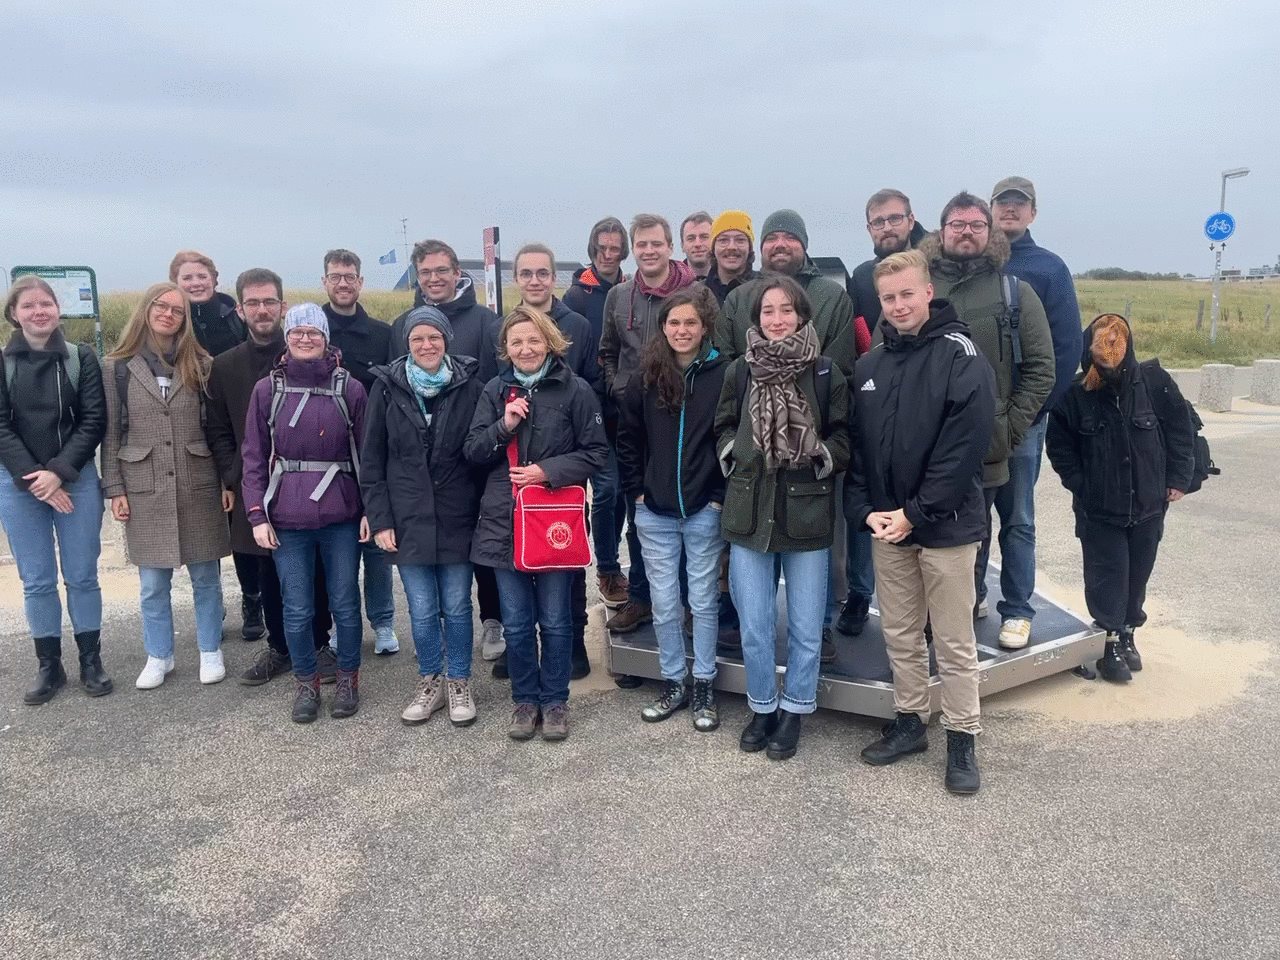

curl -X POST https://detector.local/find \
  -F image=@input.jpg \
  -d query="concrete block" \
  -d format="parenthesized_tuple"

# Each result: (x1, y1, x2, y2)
(1198, 364, 1236, 412)
(1250, 359, 1280, 405)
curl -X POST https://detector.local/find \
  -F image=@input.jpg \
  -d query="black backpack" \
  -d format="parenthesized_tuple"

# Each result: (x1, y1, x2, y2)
(1142, 359, 1219, 494)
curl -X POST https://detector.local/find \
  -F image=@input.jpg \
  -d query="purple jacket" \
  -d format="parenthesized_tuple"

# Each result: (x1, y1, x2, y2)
(241, 349, 367, 531)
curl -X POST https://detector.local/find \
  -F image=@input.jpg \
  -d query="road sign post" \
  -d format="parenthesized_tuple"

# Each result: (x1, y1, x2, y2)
(483, 227, 502, 316)
(1206, 213, 1238, 345)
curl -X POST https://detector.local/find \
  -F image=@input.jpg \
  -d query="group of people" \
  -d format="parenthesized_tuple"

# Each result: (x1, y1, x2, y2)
(1, 176, 1198, 795)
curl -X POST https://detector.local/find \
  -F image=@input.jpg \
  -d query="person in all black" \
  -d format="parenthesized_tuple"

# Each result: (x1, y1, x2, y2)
(0, 276, 109, 703)
(170, 250, 245, 357)
(848, 250, 995, 795)
(1045, 313, 1194, 683)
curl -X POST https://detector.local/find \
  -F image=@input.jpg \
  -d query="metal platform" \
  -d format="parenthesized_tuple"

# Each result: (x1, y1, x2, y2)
(605, 566, 1104, 720)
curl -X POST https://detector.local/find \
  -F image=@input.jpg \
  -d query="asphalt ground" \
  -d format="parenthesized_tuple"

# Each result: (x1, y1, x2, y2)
(1, 401, 1278, 960)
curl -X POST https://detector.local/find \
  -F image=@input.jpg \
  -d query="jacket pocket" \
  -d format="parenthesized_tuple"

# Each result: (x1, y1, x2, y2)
(721, 468, 759, 536)
(184, 441, 220, 489)
(782, 477, 833, 540)
(118, 445, 155, 495)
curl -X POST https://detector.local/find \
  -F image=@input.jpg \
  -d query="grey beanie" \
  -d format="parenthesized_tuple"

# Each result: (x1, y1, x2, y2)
(760, 209, 809, 249)
(283, 302, 329, 341)
(403, 304, 453, 352)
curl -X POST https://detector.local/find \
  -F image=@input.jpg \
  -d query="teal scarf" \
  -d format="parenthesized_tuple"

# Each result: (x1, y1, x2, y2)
(406, 358, 452, 419)
(513, 359, 550, 388)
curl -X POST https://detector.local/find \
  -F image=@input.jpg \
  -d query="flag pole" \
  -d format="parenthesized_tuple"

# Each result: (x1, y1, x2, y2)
(401, 218, 410, 269)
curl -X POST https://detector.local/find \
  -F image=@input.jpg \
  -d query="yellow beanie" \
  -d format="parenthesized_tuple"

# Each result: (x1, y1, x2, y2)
(712, 210, 755, 246)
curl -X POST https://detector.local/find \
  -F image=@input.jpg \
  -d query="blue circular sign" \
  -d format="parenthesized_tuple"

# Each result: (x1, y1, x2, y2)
(1205, 212, 1236, 242)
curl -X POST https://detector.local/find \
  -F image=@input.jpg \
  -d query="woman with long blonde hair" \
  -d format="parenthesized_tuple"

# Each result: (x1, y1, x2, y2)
(102, 282, 232, 690)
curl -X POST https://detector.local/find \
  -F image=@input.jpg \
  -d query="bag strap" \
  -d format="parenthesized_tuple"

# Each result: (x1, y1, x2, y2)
(505, 385, 521, 495)
(115, 358, 131, 445)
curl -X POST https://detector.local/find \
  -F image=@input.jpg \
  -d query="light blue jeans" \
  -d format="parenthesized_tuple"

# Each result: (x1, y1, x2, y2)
(730, 545, 829, 715)
(976, 417, 1046, 621)
(634, 501, 724, 682)
(0, 463, 103, 637)
(138, 560, 223, 658)
(397, 562, 474, 679)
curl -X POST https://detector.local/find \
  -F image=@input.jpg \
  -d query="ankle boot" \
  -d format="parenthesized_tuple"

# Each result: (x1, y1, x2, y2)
(1097, 634, 1132, 683)
(241, 593, 266, 641)
(944, 730, 981, 794)
(292, 673, 320, 723)
(25, 637, 67, 705)
(74, 631, 114, 697)
(1118, 627, 1142, 672)
(570, 629, 591, 680)
(766, 711, 803, 761)
(739, 709, 780, 753)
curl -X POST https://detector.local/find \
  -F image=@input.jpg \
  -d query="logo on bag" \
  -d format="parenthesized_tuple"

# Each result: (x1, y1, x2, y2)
(546, 522, 574, 550)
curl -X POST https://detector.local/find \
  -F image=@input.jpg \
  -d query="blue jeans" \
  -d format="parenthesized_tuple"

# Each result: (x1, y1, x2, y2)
(845, 524, 875, 600)
(729, 545, 828, 715)
(494, 567, 573, 706)
(634, 501, 724, 682)
(138, 560, 223, 657)
(361, 539, 394, 628)
(397, 562, 474, 679)
(976, 418, 1045, 621)
(0, 463, 103, 637)
(591, 440, 624, 576)
(274, 522, 362, 675)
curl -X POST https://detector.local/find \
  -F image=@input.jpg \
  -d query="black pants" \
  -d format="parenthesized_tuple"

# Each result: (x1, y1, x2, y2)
(237, 550, 332, 655)
(1078, 514, 1163, 634)
(475, 564, 502, 623)
(974, 486, 1000, 602)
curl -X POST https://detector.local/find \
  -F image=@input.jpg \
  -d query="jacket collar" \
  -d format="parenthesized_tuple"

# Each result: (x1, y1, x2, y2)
(4, 326, 70, 357)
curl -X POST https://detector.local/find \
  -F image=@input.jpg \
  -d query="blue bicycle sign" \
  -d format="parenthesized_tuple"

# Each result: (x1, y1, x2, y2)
(1205, 213, 1236, 242)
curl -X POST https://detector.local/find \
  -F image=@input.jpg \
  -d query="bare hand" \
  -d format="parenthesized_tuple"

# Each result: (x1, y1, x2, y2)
(870, 508, 913, 543)
(1167, 488, 1185, 502)
(221, 489, 235, 513)
(509, 463, 548, 487)
(865, 511, 894, 537)
(23, 469, 63, 500)
(253, 522, 278, 550)
(46, 489, 74, 514)
(359, 516, 371, 542)
(374, 528, 397, 551)
(111, 495, 130, 522)
(502, 396, 530, 432)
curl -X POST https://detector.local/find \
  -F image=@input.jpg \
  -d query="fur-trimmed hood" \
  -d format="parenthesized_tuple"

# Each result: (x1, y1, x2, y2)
(917, 226, 1011, 276)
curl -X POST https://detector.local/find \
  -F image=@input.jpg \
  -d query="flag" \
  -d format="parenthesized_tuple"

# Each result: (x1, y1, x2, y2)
(378, 249, 396, 265)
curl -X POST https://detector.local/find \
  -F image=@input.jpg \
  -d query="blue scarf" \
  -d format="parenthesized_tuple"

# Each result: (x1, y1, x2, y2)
(406, 358, 452, 419)
(513, 358, 550, 388)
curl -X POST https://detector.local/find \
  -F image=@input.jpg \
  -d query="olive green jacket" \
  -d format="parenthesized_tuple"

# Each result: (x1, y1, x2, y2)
(713, 357, 850, 553)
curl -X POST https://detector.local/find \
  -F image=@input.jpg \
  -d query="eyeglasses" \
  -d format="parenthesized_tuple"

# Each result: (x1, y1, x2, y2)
(286, 329, 325, 342)
(868, 213, 907, 230)
(945, 219, 989, 233)
(241, 298, 282, 310)
(325, 273, 359, 285)
(516, 269, 553, 282)
(417, 266, 455, 280)
(151, 300, 186, 318)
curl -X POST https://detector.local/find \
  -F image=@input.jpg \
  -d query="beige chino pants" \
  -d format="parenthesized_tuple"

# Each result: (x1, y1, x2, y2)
(871, 538, 982, 734)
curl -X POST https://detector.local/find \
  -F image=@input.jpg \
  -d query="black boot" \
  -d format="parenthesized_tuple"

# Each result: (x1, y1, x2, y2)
(570, 630, 591, 680)
(24, 637, 67, 705)
(74, 631, 113, 697)
(766, 711, 803, 761)
(837, 595, 869, 636)
(1097, 635, 1132, 683)
(641, 678, 689, 722)
(860, 711, 928, 765)
(1118, 627, 1142, 672)
(739, 709, 779, 753)
(292, 673, 320, 724)
(944, 730, 981, 794)
(241, 593, 266, 641)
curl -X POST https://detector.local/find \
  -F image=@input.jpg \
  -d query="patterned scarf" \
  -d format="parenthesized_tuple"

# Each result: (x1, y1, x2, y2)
(406, 357, 453, 421)
(745, 323, 823, 470)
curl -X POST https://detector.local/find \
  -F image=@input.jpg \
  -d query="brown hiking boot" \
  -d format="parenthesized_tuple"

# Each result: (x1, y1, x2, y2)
(508, 703, 540, 740)
(605, 601, 652, 634)
(541, 703, 569, 741)
(597, 572, 630, 608)
(291, 673, 320, 724)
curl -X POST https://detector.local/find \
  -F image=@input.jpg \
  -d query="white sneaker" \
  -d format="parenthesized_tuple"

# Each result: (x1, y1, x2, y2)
(998, 618, 1032, 650)
(136, 656, 174, 690)
(480, 619, 505, 661)
(374, 624, 400, 656)
(328, 627, 337, 653)
(447, 678, 477, 726)
(975, 599, 989, 619)
(199, 649, 226, 684)
(401, 674, 445, 724)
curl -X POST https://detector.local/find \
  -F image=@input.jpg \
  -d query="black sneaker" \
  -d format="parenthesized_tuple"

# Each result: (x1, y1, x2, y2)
(1097, 637, 1132, 684)
(820, 627, 837, 664)
(739, 709, 779, 753)
(241, 593, 265, 641)
(316, 646, 337, 685)
(944, 729, 981, 794)
(861, 712, 928, 765)
(691, 678, 719, 732)
(836, 596, 869, 636)
(1118, 627, 1142, 671)
(641, 678, 689, 723)
(239, 647, 292, 686)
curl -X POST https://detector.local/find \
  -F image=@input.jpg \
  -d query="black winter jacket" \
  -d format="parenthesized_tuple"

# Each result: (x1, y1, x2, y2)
(465, 357, 607, 570)
(547, 298, 603, 397)
(390, 276, 501, 383)
(845, 301, 996, 549)
(324, 303, 394, 393)
(0, 328, 107, 491)
(562, 266, 623, 356)
(617, 345, 727, 518)
(848, 221, 928, 331)
(361, 355, 485, 566)
(190, 292, 246, 358)
(1045, 317, 1194, 528)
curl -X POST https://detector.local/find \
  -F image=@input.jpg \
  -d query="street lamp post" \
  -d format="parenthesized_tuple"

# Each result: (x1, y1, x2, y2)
(1210, 166, 1249, 343)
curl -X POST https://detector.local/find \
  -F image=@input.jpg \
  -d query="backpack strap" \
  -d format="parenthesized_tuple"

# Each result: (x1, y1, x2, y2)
(64, 344, 81, 392)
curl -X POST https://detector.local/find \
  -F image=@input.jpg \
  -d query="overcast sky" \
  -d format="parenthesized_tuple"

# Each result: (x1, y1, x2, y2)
(3, 0, 1278, 295)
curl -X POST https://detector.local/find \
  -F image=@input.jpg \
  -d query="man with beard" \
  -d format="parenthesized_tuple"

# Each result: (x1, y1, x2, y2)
(680, 211, 714, 280)
(848, 189, 929, 332)
(918, 192, 1055, 622)
(703, 211, 756, 306)
(599, 214, 700, 642)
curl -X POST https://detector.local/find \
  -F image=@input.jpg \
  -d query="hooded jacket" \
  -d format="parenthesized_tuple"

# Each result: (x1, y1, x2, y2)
(546, 297, 602, 396)
(714, 260, 857, 376)
(323, 302, 394, 393)
(1045, 317, 1195, 528)
(848, 219, 928, 331)
(390, 275, 501, 383)
(464, 356, 608, 570)
(189, 292, 246, 358)
(562, 266, 624, 356)
(599, 265, 700, 402)
(361, 354, 484, 566)
(1005, 229, 1083, 421)
(919, 228, 1056, 487)
(845, 300, 996, 549)
(0, 327, 106, 491)
(617, 343, 728, 519)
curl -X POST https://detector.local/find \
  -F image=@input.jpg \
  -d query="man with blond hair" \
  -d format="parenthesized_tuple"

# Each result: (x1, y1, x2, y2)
(847, 249, 995, 795)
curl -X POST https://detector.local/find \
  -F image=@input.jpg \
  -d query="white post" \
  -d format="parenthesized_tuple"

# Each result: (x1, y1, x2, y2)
(1210, 245, 1223, 344)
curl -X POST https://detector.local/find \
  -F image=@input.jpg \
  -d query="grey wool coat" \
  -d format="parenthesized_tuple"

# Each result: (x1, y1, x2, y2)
(100, 355, 231, 568)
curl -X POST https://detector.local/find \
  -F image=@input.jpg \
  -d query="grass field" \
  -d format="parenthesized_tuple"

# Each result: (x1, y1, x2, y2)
(66, 279, 1280, 370)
